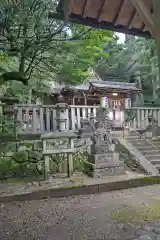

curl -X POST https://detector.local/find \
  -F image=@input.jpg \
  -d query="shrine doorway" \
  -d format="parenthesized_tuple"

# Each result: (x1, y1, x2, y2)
(108, 99, 124, 129)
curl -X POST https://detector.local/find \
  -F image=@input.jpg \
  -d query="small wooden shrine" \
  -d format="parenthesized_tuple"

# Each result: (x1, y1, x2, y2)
(60, 75, 140, 128)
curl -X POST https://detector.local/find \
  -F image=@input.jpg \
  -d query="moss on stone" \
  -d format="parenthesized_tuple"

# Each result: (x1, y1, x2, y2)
(111, 200, 160, 223)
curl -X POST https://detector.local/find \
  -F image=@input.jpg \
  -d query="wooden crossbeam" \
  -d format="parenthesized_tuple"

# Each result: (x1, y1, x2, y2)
(130, 0, 154, 36)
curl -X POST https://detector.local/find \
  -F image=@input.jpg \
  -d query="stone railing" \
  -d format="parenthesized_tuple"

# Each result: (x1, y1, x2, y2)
(129, 107, 160, 130)
(13, 105, 160, 134)
(14, 104, 99, 134)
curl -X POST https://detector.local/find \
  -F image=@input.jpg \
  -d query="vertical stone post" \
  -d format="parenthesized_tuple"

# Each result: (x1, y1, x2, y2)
(43, 140, 50, 180)
(44, 156, 50, 180)
(67, 138, 74, 177)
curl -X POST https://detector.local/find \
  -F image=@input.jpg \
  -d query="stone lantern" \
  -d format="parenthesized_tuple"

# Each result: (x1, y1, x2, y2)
(55, 103, 69, 131)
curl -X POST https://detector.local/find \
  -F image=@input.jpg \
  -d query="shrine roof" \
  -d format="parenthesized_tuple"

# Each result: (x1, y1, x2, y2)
(90, 81, 138, 91)
(63, 83, 90, 92)
(62, 80, 139, 94)
(56, 0, 152, 38)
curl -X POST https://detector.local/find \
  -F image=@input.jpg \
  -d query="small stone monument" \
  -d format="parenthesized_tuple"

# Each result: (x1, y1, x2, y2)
(91, 107, 124, 178)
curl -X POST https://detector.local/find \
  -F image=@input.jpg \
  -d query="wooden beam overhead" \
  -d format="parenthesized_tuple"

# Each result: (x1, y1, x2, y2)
(130, 0, 154, 35)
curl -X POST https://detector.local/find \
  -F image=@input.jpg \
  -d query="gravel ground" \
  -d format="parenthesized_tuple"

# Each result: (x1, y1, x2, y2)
(1, 185, 160, 239)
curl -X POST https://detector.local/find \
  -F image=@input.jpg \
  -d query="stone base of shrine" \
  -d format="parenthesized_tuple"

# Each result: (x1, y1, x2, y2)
(93, 166, 125, 178)
(92, 152, 125, 178)
(94, 152, 120, 168)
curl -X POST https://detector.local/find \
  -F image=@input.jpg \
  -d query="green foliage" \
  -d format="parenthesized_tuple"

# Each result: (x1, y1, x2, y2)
(0, 0, 113, 102)
(12, 151, 28, 163)
(73, 148, 93, 176)
(124, 109, 136, 122)
(50, 154, 66, 173)
(49, 28, 112, 84)
(95, 36, 159, 104)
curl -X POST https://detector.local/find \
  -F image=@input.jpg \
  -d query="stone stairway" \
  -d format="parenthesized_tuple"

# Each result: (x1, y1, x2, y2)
(125, 133, 160, 174)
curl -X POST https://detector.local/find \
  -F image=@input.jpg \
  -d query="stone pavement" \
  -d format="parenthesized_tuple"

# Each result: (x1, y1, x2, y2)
(1, 185, 160, 239)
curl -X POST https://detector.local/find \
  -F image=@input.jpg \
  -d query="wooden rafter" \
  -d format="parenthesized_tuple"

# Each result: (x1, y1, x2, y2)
(114, 0, 127, 25)
(97, 0, 106, 21)
(82, 0, 89, 17)
(130, 0, 154, 36)
(128, 9, 136, 28)
(113, 0, 124, 24)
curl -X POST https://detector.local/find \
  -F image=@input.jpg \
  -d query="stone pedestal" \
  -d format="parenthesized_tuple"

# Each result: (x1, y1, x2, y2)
(93, 152, 124, 178)
(90, 106, 124, 178)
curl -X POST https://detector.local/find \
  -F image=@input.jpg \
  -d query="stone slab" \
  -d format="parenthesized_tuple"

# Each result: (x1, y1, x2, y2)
(94, 163, 120, 169)
(93, 166, 125, 178)
(94, 153, 120, 167)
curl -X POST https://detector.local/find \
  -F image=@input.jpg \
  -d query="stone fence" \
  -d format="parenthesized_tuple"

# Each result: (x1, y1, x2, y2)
(12, 104, 160, 134)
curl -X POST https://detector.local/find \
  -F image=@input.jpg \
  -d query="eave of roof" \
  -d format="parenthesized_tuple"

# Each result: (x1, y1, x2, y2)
(56, 0, 152, 38)
(62, 80, 139, 94)
(90, 81, 139, 91)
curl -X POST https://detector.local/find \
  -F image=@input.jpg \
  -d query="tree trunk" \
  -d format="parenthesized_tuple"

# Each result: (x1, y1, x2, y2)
(28, 89, 32, 104)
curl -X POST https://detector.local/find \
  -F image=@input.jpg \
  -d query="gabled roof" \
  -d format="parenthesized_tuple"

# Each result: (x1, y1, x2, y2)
(56, 0, 152, 38)
(62, 75, 139, 94)
(90, 81, 138, 91)
(63, 83, 90, 92)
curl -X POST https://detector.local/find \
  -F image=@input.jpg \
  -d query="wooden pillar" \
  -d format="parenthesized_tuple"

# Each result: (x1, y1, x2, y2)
(72, 96, 75, 105)
(84, 93, 87, 105)
(153, 0, 160, 83)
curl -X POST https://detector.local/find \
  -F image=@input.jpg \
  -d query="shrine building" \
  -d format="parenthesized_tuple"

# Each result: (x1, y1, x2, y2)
(60, 74, 140, 129)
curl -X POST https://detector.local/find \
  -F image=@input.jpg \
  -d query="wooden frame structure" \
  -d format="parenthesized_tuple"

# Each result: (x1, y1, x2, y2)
(56, 0, 154, 38)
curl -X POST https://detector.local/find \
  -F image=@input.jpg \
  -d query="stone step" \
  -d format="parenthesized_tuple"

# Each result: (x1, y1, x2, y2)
(125, 136, 141, 140)
(129, 140, 160, 148)
(150, 159, 160, 165)
(137, 145, 160, 151)
(137, 145, 160, 150)
(146, 155, 160, 161)
(141, 149, 160, 154)
(154, 164, 160, 169)
(129, 142, 153, 147)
